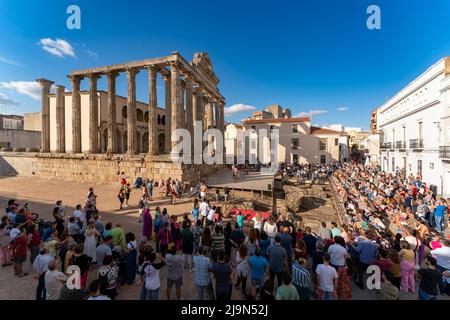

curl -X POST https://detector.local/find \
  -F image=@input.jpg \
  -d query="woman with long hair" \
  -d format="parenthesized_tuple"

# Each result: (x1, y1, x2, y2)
(84, 222, 100, 263)
(294, 239, 308, 260)
(200, 226, 213, 253)
(72, 244, 92, 288)
(263, 215, 277, 243)
(387, 249, 401, 290)
(245, 228, 259, 257)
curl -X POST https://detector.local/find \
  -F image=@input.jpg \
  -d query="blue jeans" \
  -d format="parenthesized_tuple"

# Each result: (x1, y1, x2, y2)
(435, 215, 444, 233)
(145, 288, 159, 300)
(429, 212, 435, 228)
(418, 288, 438, 300)
(140, 285, 146, 300)
(293, 284, 310, 300)
(196, 283, 213, 300)
(323, 291, 335, 300)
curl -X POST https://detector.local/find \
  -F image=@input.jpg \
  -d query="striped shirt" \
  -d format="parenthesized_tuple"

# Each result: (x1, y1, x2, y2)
(292, 261, 311, 288)
(212, 233, 225, 252)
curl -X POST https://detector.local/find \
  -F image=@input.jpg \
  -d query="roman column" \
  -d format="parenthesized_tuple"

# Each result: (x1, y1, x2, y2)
(170, 61, 182, 151)
(193, 84, 204, 163)
(126, 68, 139, 155)
(68, 75, 82, 153)
(147, 65, 158, 156)
(184, 73, 194, 150)
(106, 71, 119, 154)
(180, 83, 186, 128)
(206, 99, 215, 156)
(55, 85, 66, 153)
(162, 74, 171, 153)
(36, 78, 54, 153)
(88, 73, 100, 153)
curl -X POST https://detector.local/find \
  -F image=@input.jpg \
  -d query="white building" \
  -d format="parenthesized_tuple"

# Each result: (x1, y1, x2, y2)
(226, 104, 349, 164)
(378, 57, 450, 196)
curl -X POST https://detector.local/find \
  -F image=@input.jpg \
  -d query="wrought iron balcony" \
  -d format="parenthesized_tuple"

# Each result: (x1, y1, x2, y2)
(409, 139, 424, 149)
(439, 146, 450, 159)
(396, 141, 406, 149)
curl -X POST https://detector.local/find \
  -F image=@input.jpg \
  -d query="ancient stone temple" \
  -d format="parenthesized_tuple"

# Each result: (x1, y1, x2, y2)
(0, 52, 226, 184)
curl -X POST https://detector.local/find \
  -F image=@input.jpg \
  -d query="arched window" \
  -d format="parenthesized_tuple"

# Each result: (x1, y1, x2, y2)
(137, 109, 144, 122)
(144, 111, 149, 123)
(161, 115, 166, 126)
(122, 106, 127, 119)
(157, 114, 161, 125)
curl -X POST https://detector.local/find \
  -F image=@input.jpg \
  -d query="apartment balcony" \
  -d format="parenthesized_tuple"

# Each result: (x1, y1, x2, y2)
(396, 141, 406, 150)
(409, 139, 424, 149)
(439, 146, 450, 159)
(380, 142, 392, 149)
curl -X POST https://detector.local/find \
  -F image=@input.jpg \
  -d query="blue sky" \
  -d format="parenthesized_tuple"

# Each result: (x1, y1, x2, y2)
(0, 0, 450, 129)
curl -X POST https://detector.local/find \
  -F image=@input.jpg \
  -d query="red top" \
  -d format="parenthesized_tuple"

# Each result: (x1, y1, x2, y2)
(13, 235, 28, 257)
(29, 230, 41, 246)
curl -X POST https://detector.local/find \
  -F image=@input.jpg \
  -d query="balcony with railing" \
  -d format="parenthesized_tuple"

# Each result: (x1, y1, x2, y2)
(439, 146, 450, 159)
(409, 139, 424, 149)
(380, 142, 392, 149)
(396, 141, 406, 149)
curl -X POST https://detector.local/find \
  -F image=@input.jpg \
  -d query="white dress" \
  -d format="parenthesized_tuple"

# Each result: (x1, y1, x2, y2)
(84, 230, 98, 263)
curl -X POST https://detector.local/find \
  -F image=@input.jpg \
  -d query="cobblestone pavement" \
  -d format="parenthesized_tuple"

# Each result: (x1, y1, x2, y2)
(0, 175, 447, 300)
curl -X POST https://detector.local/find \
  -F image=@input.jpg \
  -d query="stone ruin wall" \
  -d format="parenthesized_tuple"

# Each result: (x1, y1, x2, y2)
(0, 152, 224, 185)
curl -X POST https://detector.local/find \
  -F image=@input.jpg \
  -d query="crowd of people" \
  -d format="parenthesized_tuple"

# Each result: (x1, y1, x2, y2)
(1, 161, 449, 301)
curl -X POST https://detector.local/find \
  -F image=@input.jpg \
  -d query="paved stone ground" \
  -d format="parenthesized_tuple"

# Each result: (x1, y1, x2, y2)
(0, 175, 447, 300)
(207, 168, 274, 192)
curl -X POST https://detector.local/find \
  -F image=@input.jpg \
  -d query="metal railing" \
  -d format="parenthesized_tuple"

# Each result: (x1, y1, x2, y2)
(396, 141, 406, 149)
(0, 192, 17, 211)
(410, 139, 424, 149)
(439, 146, 450, 159)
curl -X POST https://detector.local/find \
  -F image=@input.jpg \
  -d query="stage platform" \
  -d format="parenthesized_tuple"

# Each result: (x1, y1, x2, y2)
(206, 168, 274, 192)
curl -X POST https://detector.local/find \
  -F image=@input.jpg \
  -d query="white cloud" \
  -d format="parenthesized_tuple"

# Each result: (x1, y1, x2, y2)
(295, 109, 328, 117)
(337, 107, 349, 112)
(0, 81, 42, 100)
(38, 38, 76, 58)
(0, 93, 20, 106)
(224, 104, 256, 116)
(0, 55, 23, 67)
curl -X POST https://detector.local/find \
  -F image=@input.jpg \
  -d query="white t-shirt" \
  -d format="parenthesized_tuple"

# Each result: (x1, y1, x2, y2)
(144, 264, 162, 291)
(252, 217, 264, 230)
(430, 246, 450, 269)
(327, 244, 347, 267)
(73, 210, 86, 222)
(199, 202, 209, 217)
(316, 264, 338, 293)
(45, 270, 68, 300)
(207, 209, 215, 221)
(127, 240, 137, 251)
